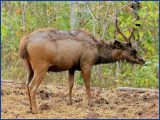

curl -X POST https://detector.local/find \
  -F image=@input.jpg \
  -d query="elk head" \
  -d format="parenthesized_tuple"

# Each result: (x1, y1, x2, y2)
(113, 13, 145, 65)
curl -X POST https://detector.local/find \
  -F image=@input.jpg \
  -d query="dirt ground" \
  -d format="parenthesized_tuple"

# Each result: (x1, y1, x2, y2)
(1, 81, 159, 119)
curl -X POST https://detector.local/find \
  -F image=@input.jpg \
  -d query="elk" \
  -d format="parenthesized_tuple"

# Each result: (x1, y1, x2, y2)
(19, 15, 145, 114)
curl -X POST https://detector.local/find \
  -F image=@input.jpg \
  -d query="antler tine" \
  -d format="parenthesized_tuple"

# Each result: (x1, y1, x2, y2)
(127, 7, 139, 43)
(127, 28, 135, 42)
(115, 12, 127, 41)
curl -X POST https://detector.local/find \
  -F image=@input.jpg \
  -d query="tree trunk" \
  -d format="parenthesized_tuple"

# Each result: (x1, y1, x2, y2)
(70, 2, 77, 30)
(21, 2, 26, 34)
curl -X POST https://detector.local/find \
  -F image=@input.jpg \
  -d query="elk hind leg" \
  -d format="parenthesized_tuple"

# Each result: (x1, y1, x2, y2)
(24, 60, 34, 111)
(28, 64, 48, 114)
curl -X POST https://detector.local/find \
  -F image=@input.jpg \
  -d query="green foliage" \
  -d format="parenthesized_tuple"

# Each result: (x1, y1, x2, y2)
(118, 59, 158, 88)
(76, 72, 83, 86)
(1, 1, 158, 88)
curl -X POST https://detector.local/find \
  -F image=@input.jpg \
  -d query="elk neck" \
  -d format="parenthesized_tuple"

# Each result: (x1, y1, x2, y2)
(95, 42, 123, 64)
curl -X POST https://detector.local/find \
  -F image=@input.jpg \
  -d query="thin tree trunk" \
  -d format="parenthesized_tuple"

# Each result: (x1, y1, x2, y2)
(21, 2, 26, 34)
(70, 2, 77, 30)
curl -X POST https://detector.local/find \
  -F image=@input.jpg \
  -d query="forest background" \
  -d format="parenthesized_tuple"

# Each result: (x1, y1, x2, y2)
(1, 1, 159, 88)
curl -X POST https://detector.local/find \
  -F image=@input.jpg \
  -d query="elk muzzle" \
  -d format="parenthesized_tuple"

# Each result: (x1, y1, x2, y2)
(136, 57, 145, 65)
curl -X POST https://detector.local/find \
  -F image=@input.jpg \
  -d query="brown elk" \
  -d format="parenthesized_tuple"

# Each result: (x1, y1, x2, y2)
(19, 15, 145, 114)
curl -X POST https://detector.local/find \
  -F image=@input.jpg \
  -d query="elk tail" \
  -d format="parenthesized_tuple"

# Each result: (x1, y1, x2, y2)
(19, 36, 29, 59)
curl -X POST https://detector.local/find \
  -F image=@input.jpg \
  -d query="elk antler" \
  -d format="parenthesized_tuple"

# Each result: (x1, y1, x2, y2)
(128, 28, 135, 42)
(115, 12, 135, 43)
(115, 13, 127, 41)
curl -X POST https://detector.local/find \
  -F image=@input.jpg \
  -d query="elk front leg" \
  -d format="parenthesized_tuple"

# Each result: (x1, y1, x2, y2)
(68, 70, 75, 105)
(81, 65, 93, 106)
(28, 64, 48, 114)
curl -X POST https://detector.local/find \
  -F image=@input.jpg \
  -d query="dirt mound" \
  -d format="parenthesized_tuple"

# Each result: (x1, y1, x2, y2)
(37, 89, 54, 100)
(1, 81, 159, 119)
(39, 103, 51, 111)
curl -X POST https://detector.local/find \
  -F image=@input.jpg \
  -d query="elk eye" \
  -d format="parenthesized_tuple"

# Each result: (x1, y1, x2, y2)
(130, 50, 137, 55)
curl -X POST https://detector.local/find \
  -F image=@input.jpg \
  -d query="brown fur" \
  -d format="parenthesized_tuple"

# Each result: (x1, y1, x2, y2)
(19, 28, 145, 114)
(19, 36, 29, 59)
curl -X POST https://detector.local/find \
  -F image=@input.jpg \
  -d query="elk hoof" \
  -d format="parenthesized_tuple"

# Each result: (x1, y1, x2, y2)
(26, 107, 32, 114)
(31, 107, 39, 114)
(88, 100, 94, 107)
(32, 110, 42, 114)
(32, 111, 37, 114)
(67, 100, 72, 105)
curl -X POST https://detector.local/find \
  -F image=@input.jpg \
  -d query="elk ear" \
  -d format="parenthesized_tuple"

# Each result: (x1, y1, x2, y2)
(113, 40, 122, 48)
(126, 42, 132, 47)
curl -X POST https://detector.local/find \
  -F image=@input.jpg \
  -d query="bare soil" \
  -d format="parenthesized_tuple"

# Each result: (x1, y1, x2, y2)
(1, 81, 159, 119)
